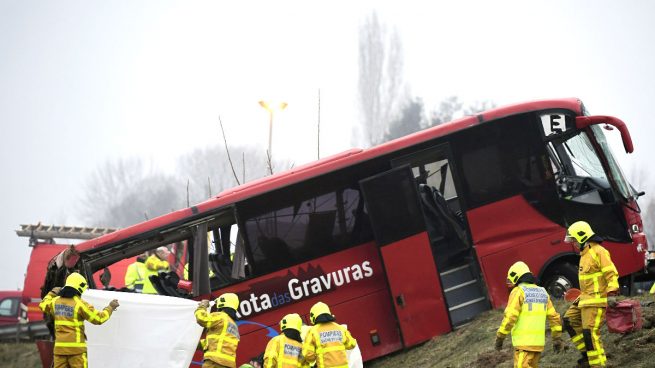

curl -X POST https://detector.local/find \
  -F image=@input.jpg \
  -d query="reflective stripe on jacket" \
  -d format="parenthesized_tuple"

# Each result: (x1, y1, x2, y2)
(195, 307, 240, 368)
(264, 334, 306, 368)
(301, 322, 356, 368)
(497, 283, 562, 351)
(39, 291, 113, 355)
(578, 242, 619, 307)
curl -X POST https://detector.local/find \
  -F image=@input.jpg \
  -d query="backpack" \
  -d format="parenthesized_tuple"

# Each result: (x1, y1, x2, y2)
(606, 299, 642, 334)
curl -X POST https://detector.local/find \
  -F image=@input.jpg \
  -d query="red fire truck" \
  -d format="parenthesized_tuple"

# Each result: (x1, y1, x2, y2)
(46, 98, 648, 366)
(0, 224, 126, 343)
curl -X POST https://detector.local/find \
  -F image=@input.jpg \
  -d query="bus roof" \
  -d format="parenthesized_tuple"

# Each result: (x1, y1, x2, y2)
(77, 97, 583, 253)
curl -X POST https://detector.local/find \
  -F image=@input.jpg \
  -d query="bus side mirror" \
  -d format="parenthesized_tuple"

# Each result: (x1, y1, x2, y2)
(576, 115, 634, 153)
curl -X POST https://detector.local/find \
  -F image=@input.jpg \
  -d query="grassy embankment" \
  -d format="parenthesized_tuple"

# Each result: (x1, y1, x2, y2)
(2, 296, 654, 368)
(368, 296, 655, 368)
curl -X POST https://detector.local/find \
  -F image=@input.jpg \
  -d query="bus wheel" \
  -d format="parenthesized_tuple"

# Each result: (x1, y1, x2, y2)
(543, 263, 579, 299)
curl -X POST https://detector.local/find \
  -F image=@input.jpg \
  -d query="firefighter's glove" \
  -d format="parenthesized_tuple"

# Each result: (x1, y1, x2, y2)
(51, 287, 62, 295)
(108, 299, 120, 311)
(494, 335, 505, 351)
(198, 299, 210, 309)
(607, 291, 620, 308)
(552, 337, 563, 353)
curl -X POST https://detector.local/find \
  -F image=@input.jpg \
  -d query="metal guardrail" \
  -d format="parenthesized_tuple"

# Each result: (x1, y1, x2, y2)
(0, 303, 49, 342)
(0, 321, 49, 342)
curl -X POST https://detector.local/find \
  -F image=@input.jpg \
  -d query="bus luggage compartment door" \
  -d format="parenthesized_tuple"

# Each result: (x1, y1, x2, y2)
(359, 166, 451, 347)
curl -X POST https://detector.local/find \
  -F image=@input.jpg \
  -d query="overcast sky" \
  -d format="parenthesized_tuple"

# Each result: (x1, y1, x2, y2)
(2, 1, 655, 290)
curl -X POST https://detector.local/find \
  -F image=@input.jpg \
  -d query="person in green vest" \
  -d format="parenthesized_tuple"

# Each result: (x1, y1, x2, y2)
(495, 261, 563, 367)
(143, 247, 171, 294)
(124, 253, 158, 294)
(184, 262, 215, 280)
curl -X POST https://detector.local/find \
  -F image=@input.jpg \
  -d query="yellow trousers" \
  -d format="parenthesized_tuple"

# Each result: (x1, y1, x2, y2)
(54, 353, 88, 368)
(563, 304, 606, 367)
(513, 349, 540, 368)
(202, 360, 231, 368)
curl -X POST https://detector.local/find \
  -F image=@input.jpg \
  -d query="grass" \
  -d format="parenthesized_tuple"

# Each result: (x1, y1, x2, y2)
(368, 296, 655, 368)
(2, 296, 654, 368)
(0, 342, 41, 368)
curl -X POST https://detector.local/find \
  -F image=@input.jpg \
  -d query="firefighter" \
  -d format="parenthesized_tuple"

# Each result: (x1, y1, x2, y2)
(124, 253, 154, 293)
(302, 301, 357, 368)
(495, 261, 563, 368)
(39, 272, 119, 368)
(183, 262, 215, 280)
(562, 221, 619, 368)
(195, 293, 241, 368)
(144, 247, 170, 294)
(41, 245, 81, 338)
(263, 313, 306, 368)
(146, 246, 171, 273)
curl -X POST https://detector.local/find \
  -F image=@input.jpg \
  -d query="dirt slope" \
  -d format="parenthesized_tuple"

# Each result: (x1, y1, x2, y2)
(368, 296, 655, 368)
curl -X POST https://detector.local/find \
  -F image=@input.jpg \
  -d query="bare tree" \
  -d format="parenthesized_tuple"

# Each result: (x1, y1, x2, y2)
(178, 144, 293, 204)
(79, 158, 184, 228)
(463, 100, 497, 116)
(428, 96, 497, 127)
(356, 11, 407, 147)
(429, 96, 464, 127)
(383, 97, 425, 142)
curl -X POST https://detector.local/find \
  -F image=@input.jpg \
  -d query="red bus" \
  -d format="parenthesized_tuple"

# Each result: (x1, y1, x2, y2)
(69, 98, 646, 366)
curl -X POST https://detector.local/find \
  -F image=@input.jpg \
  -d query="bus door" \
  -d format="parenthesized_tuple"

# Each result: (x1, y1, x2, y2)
(390, 145, 490, 327)
(359, 166, 451, 346)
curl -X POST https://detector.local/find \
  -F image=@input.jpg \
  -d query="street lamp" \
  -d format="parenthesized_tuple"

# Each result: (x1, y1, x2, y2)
(258, 100, 288, 161)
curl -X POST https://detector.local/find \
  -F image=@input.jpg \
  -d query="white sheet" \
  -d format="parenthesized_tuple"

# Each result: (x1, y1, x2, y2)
(83, 289, 203, 368)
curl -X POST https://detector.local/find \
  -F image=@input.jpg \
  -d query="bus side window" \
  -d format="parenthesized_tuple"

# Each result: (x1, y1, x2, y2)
(241, 186, 372, 276)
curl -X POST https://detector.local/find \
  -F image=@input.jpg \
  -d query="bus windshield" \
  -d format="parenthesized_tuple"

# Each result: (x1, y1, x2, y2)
(562, 130, 606, 178)
(550, 124, 633, 204)
(590, 125, 633, 200)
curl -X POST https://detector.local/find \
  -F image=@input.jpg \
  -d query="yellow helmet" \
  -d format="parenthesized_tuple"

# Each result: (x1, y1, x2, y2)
(216, 293, 239, 310)
(309, 301, 331, 325)
(279, 313, 302, 332)
(65, 272, 88, 294)
(566, 221, 594, 244)
(506, 261, 531, 286)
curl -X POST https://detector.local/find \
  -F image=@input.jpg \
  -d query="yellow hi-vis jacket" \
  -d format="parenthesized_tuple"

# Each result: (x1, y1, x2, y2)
(578, 242, 619, 307)
(264, 334, 307, 368)
(144, 255, 170, 294)
(124, 261, 156, 294)
(195, 307, 240, 368)
(39, 291, 113, 355)
(497, 283, 562, 352)
(145, 254, 169, 273)
(183, 263, 215, 280)
(301, 322, 357, 368)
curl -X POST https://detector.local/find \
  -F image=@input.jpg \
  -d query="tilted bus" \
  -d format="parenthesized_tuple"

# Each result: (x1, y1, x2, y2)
(61, 98, 647, 366)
